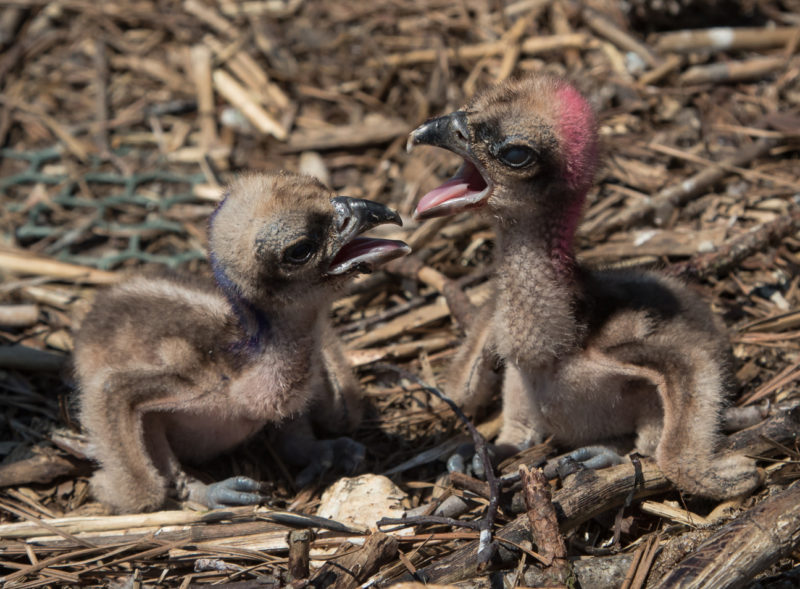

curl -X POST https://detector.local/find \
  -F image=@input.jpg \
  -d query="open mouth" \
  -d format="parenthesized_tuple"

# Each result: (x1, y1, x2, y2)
(328, 236, 410, 275)
(414, 159, 491, 220)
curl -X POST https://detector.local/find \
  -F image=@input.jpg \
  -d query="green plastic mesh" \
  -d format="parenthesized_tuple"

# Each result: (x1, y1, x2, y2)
(1, 148, 209, 270)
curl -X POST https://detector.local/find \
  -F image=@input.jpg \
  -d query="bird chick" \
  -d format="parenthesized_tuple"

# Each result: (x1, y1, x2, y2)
(74, 172, 410, 513)
(408, 76, 760, 499)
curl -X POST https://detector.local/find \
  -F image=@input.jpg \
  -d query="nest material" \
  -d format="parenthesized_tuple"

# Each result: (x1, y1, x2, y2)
(0, 0, 799, 587)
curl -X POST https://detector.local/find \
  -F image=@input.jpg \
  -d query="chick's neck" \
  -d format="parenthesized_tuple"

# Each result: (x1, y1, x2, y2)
(491, 189, 586, 367)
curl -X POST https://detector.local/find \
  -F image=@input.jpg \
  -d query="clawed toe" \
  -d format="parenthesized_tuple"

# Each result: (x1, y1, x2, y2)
(204, 476, 265, 509)
(446, 443, 473, 475)
(545, 445, 625, 479)
(445, 443, 495, 479)
(295, 437, 366, 487)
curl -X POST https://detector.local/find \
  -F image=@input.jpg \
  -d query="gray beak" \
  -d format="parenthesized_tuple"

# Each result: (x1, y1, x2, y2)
(327, 197, 409, 275)
(407, 111, 471, 156)
(330, 196, 403, 244)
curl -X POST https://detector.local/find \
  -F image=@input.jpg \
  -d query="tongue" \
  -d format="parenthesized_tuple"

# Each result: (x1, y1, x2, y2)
(328, 237, 410, 275)
(416, 179, 470, 216)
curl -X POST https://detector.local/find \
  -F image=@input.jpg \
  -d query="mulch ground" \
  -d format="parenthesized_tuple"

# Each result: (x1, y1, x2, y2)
(0, 1, 799, 587)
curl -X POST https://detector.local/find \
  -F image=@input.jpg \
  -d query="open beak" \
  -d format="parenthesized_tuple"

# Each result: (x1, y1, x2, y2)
(327, 197, 411, 275)
(407, 111, 492, 221)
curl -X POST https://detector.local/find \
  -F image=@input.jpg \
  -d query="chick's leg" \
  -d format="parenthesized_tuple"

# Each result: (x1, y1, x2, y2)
(445, 303, 502, 414)
(494, 363, 547, 455)
(279, 324, 365, 487)
(448, 363, 545, 478)
(277, 414, 365, 488)
(608, 344, 761, 499)
(313, 323, 363, 433)
(82, 372, 190, 513)
(84, 372, 263, 512)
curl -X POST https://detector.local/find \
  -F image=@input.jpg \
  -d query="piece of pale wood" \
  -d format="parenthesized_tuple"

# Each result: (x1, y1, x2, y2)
(212, 69, 288, 139)
(0, 249, 117, 285)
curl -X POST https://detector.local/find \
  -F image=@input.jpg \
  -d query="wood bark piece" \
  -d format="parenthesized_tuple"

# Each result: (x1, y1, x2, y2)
(203, 34, 290, 110)
(520, 465, 569, 581)
(581, 227, 727, 262)
(551, 1, 580, 68)
(640, 501, 709, 527)
(309, 532, 398, 589)
(287, 529, 313, 581)
(652, 483, 800, 588)
(621, 533, 660, 589)
(655, 27, 800, 53)
(92, 40, 109, 152)
(646, 529, 710, 587)
(740, 310, 800, 334)
(726, 404, 800, 455)
(368, 34, 589, 67)
(639, 54, 682, 86)
(553, 459, 671, 530)
(680, 56, 787, 85)
(449, 471, 491, 500)
(345, 336, 455, 368)
(110, 55, 186, 93)
(0, 452, 87, 488)
(347, 297, 449, 349)
(670, 206, 800, 280)
(385, 256, 477, 328)
(348, 282, 491, 349)
(6, 521, 291, 554)
(736, 362, 800, 407)
(281, 116, 409, 153)
(582, 7, 658, 67)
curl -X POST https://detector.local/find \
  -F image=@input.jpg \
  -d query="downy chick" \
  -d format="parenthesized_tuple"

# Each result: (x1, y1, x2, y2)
(408, 76, 760, 499)
(74, 172, 410, 512)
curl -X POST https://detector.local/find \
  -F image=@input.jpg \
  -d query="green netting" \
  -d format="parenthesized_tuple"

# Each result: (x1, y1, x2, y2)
(1, 148, 209, 270)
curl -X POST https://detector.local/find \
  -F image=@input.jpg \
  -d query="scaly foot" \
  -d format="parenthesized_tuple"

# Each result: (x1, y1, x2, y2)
(544, 445, 625, 479)
(446, 443, 498, 479)
(295, 436, 366, 487)
(189, 475, 265, 509)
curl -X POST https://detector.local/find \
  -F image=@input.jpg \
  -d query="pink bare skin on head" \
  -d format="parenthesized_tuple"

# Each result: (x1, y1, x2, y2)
(546, 83, 599, 274)
(555, 83, 599, 193)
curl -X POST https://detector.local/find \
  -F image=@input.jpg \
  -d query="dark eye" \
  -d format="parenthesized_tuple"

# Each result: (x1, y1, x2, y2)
(282, 239, 317, 265)
(498, 145, 535, 168)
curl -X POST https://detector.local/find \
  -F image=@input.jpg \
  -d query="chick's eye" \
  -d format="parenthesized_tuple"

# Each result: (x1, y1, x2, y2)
(498, 145, 535, 168)
(282, 239, 317, 265)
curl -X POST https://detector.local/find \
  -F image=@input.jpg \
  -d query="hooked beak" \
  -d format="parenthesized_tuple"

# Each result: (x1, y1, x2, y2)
(407, 111, 491, 221)
(327, 197, 411, 275)
(407, 111, 471, 156)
